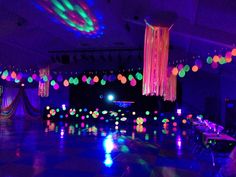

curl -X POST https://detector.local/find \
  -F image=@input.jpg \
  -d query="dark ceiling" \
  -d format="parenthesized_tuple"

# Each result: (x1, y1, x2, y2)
(0, 0, 235, 71)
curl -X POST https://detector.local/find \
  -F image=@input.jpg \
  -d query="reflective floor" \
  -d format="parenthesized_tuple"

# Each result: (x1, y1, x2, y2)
(0, 118, 234, 177)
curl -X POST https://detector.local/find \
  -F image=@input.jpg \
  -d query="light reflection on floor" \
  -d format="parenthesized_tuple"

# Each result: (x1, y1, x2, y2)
(0, 118, 233, 177)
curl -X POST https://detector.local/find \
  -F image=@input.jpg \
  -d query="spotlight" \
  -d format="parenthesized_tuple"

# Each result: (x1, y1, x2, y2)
(177, 109, 182, 116)
(107, 94, 115, 101)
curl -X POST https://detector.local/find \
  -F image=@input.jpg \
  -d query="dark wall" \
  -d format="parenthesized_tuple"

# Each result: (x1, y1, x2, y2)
(180, 70, 221, 123)
(69, 80, 177, 112)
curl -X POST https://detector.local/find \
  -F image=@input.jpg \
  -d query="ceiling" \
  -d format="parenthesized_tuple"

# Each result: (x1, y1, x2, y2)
(0, 0, 235, 71)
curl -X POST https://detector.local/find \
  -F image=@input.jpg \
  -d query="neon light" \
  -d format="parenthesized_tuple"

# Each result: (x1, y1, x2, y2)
(37, 0, 102, 35)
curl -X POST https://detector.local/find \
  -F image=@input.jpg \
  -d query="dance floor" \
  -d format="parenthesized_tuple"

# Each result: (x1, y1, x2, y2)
(0, 117, 234, 177)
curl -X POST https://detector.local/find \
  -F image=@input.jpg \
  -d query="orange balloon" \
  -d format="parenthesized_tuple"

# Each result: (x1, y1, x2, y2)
(117, 74, 123, 80)
(93, 76, 99, 83)
(232, 48, 236, 56)
(171, 67, 178, 76)
(11, 71, 16, 79)
(121, 76, 127, 84)
(63, 79, 69, 87)
(192, 65, 199, 72)
(213, 55, 220, 63)
(226, 57, 232, 63)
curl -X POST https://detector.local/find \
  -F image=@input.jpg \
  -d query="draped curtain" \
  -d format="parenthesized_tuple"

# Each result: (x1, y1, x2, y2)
(143, 24, 176, 101)
(1, 88, 40, 119)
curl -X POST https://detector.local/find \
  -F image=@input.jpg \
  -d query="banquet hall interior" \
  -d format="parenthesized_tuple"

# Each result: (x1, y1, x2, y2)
(0, 0, 236, 177)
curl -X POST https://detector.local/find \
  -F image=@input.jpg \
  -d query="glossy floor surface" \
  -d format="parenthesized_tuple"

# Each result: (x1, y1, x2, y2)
(0, 118, 234, 177)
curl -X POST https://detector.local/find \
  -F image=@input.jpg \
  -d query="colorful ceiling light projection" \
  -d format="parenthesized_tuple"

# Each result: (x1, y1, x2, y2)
(37, 0, 103, 36)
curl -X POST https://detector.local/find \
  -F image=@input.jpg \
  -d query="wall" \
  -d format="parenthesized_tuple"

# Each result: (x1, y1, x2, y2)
(180, 70, 221, 123)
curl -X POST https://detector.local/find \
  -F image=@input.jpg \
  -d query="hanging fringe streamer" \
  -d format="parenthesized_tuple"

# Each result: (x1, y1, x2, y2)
(38, 66, 50, 97)
(164, 71, 177, 102)
(142, 24, 170, 97)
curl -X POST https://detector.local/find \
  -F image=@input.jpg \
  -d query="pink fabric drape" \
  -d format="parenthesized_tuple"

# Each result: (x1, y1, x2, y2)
(143, 25, 170, 97)
(38, 67, 50, 97)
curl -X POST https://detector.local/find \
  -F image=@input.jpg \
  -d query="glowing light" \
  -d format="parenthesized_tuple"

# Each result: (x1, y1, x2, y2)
(107, 94, 115, 101)
(211, 62, 218, 69)
(145, 111, 150, 115)
(62, 104, 66, 110)
(120, 117, 127, 121)
(226, 57, 232, 63)
(232, 48, 236, 56)
(135, 72, 143, 80)
(50, 109, 56, 116)
(178, 69, 185, 78)
(82, 75, 87, 82)
(121, 76, 127, 84)
(213, 55, 220, 63)
(225, 51, 232, 59)
(104, 154, 113, 168)
(136, 117, 144, 125)
(38, 0, 102, 35)
(173, 122, 177, 127)
(103, 135, 114, 154)
(11, 71, 16, 79)
(63, 79, 69, 87)
(73, 77, 79, 85)
(92, 111, 99, 118)
(176, 109, 182, 116)
(46, 106, 50, 110)
(182, 119, 187, 124)
(50, 80, 56, 86)
(172, 67, 178, 76)
(128, 74, 133, 81)
(69, 108, 76, 115)
(206, 56, 213, 64)
(219, 57, 226, 65)
(53, 83, 59, 90)
(130, 78, 137, 86)
(177, 64, 184, 70)
(184, 65, 190, 72)
(93, 76, 99, 83)
(192, 65, 198, 72)
(100, 79, 106, 85)
(27, 76, 33, 83)
(117, 74, 123, 80)
(69, 77, 74, 84)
